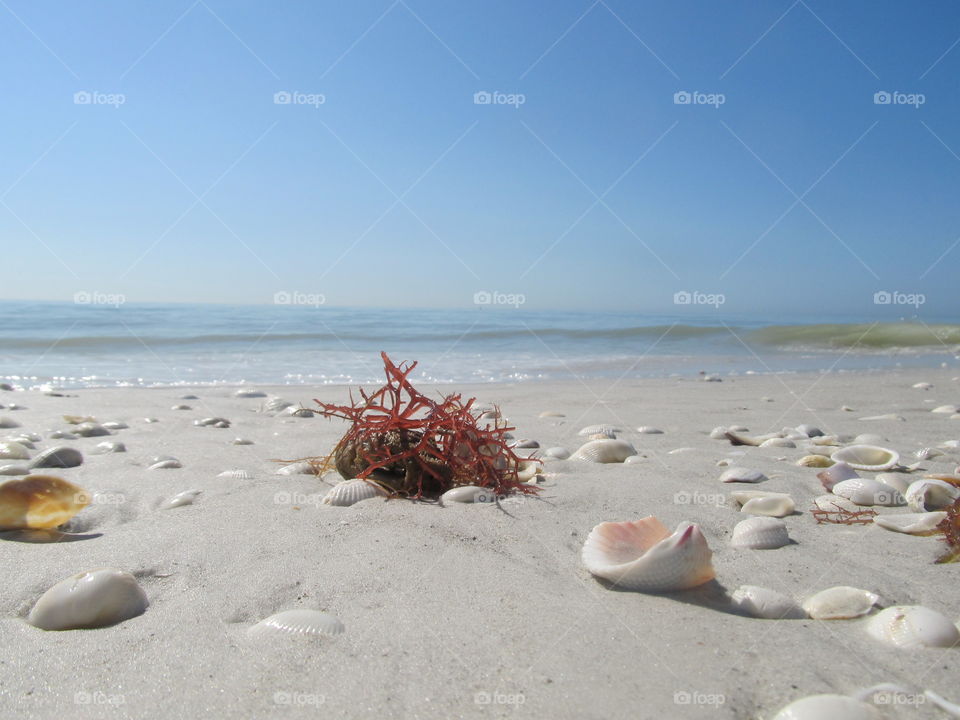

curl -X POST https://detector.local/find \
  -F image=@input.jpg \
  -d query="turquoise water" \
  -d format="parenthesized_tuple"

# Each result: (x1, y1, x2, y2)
(0, 301, 957, 388)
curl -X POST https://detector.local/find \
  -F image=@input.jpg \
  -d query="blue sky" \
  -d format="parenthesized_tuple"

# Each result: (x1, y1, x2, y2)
(1, 0, 958, 316)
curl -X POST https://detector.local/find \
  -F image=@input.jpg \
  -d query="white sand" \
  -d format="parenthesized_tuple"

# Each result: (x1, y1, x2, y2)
(1, 369, 958, 719)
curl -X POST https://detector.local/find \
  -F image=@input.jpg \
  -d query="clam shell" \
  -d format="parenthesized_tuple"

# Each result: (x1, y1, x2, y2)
(730, 585, 806, 619)
(772, 695, 881, 720)
(159, 489, 202, 510)
(874, 472, 910, 494)
(232, 438, 254, 445)
(817, 461, 859, 491)
(27, 568, 148, 630)
(831, 445, 900, 471)
(581, 517, 715, 592)
(102, 421, 128, 430)
(802, 586, 880, 620)
(858, 413, 905, 421)
(933, 404, 960, 414)
(0, 464, 30, 476)
(543, 447, 570, 460)
(92, 441, 125, 454)
(234, 389, 267, 398)
(709, 426, 729, 440)
(730, 491, 795, 517)
(217, 469, 252, 479)
(577, 424, 620, 437)
(905, 479, 960, 512)
(913, 382, 933, 389)
(636, 426, 663, 434)
(0, 441, 30, 460)
(718, 467, 767, 484)
(74, 422, 110, 437)
(873, 512, 947, 535)
(832, 478, 904, 507)
(795, 424, 824, 437)
(441, 485, 498, 504)
(29, 446, 83, 469)
(148, 459, 182, 470)
(538, 411, 565, 418)
(0, 416, 20, 428)
(813, 494, 861, 514)
(0, 475, 90, 530)
(570, 439, 637, 463)
(760, 437, 796, 448)
(797, 455, 833, 468)
(276, 461, 316, 476)
(248, 609, 344, 639)
(866, 605, 960, 649)
(322, 479, 386, 507)
(730, 516, 790, 549)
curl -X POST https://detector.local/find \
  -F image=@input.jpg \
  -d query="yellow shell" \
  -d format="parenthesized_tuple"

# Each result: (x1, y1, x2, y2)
(0, 475, 90, 530)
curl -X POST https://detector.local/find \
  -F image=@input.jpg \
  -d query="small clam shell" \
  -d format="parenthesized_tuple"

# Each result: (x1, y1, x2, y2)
(813, 494, 861, 514)
(858, 413, 905, 421)
(276, 461, 316, 476)
(543, 447, 570, 460)
(577, 424, 620, 437)
(0, 464, 30, 476)
(92, 441, 126, 454)
(148, 458, 182, 470)
(581, 517, 715, 592)
(802, 586, 880, 620)
(29, 446, 83, 469)
(905, 479, 960, 512)
(171, 404, 191, 410)
(234, 389, 267, 398)
(730, 585, 806, 619)
(0, 416, 20, 429)
(807, 434, 841, 446)
(261, 397, 292, 413)
(760, 437, 796, 448)
(795, 424, 824, 437)
(322, 479, 386, 507)
(232, 438, 254, 445)
(730, 491, 795, 517)
(718, 467, 767, 484)
(866, 605, 960, 649)
(933, 404, 960, 414)
(725, 431, 781, 446)
(832, 478, 904, 507)
(709, 426, 729, 440)
(570, 439, 637, 463)
(817, 461, 859, 491)
(913, 382, 933, 389)
(102, 421, 128, 430)
(636, 426, 663, 434)
(0, 441, 30, 460)
(248, 609, 344, 639)
(797, 455, 833, 468)
(873, 512, 947, 535)
(0, 475, 90, 530)
(73, 422, 110, 437)
(159, 489, 202, 510)
(831, 445, 900, 471)
(217, 469, 252, 479)
(441, 485, 498, 504)
(538, 411, 565, 418)
(730, 516, 790, 549)
(27, 568, 148, 630)
(772, 695, 881, 720)
(874, 472, 910, 494)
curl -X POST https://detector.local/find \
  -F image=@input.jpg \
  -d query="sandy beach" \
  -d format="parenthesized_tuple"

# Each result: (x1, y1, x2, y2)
(1, 368, 958, 719)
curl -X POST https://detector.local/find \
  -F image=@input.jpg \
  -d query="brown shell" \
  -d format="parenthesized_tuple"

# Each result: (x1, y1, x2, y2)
(0, 475, 90, 530)
(334, 430, 452, 496)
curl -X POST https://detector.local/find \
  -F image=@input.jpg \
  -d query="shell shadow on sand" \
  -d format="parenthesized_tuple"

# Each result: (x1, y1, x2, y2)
(0, 528, 102, 543)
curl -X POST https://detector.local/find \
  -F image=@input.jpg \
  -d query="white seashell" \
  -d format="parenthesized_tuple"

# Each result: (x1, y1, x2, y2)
(159, 489, 202, 510)
(709, 426, 729, 439)
(636, 426, 663, 434)
(217, 469, 252, 479)
(924, 690, 960, 718)
(904, 479, 960, 512)
(248, 609, 344, 640)
(858, 413, 905, 421)
(194, 417, 230, 427)
(570, 439, 637, 463)
(577, 424, 620, 437)
(915, 447, 945, 460)
(813, 494, 861, 514)
(730, 491, 795, 517)
(802, 586, 880, 620)
(538, 411, 565, 418)
(144, 417, 159, 423)
(761, 437, 796, 448)
(0, 416, 20, 428)
(27, 568, 148, 630)
(0, 441, 30, 460)
(148, 455, 182, 470)
(718, 467, 767, 484)
(725, 431, 782, 447)
(933, 404, 960, 414)
(0, 464, 30, 476)
(874, 472, 910, 494)
(730, 585, 806, 619)
(817, 461, 859, 491)
(262, 397, 292, 413)
(667, 447, 696, 455)
(832, 478, 904, 507)
(92, 441, 125, 454)
(866, 605, 960, 649)
(581, 517, 714, 592)
(702, 374, 722, 382)
(913, 382, 933, 389)
(515, 460, 541, 483)
(772, 694, 881, 720)
(807, 434, 841, 446)
(543, 447, 570, 460)
(322, 479, 387, 507)
(512, 438, 540, 449)
(830, 445, 900, 471)
(102, 421, 128, 430)
(797, 455, 833, 468)
(730, 516, 790, 549)
(284, 407, 313, 418)
(232, 438, 254, 445)
(30, 446, 83, 469)
(73, 422, 110, 437)
(234, 389, 267, 398)
(874, 512, 946, 535)
(624, 455, 644, 464)
(853, 433, 886, 445)
(170, 404, 191, 410)
(441, 485, 498, 504)
(276, 461, 316, 476)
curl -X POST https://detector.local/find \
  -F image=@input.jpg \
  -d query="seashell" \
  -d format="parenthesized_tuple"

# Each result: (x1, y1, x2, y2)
(0, 416, 20, 429)
(515, 460, 541, 483)
(285, 407, 313, 418)
(667, 447, 696, 455)
(441, 485, 498, 504)
(4, 435, 35, 448)
(63, 415, 96, 425)
(577, 424, 620, 437)
(232, 437, 254, 445)
(624, 455, 644, 464)
(924, 472, 960, 485)
(730, 585, 806, 619)
(512, 438, 540, 449)
(858, 413, 905, 421)
(538, 411, 565, 418)
(842, 405, 854, 411)
(730, 516, 790, 549)
(276, 461, 316, 476)
(0, 464, 29, 475)
(725, 431, 782, 447)
(832, 478, 904, 507)
(905, 479, 960, 512)
(217, 469, 252, 479)
(718, 467, 767, 484)
(194, 417, 230, 427)
(874, 512, 947, 535)
(933, 404, 960, 414)
(47, 430, 77, 440)
(772, 694, 881, 719)
(636, 426, 663, 434)
(709, 426, 729, 440)
(74, 422, 110, 437)
(234, 389, 267, 398)
(730, 491, 794, 517)
(92, 441, 125, 454)
(570, 439, 637, 463)
(813, 494, 861, 513)
(581, 517, 715, 592)
(543, 447, 570, 460)
(923, 690, 960, 717)
(807, 434, 841, 446)
(913, 382, 933, 389)
(171, 404, 191, 410)
(181, 394, 199, 399)
(159, 489, 202, 510)
(322, 479, 387, 507)
(729, 425, 749, 432)
(148, 455, 182, 470)
(866, 605, 960, 649)
(247, 609, 344, 640)
(798, 455, 833, 468)
(802, 586, 880, 620)
(0, 441, 30, 460)
(29, 446, 83, 469)
(761, 437, 796, 448)
(853, 433, 886, 445)
(795, 424, 824, 437)
(874, 472, 910, 494)
(27, 568, 148, 630)
(831, 445, 899, 471)
(817, 461, 859, 491)
(102, 421, 128, 430)
(702, 374, 722, 382)
(0, 475, 89, 529)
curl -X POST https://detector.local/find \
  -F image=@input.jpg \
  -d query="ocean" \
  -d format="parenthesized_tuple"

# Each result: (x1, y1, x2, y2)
(0, 301, 957, 389)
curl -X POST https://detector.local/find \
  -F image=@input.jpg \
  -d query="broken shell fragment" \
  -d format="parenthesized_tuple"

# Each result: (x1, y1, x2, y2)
(772, 695, 881, 720)
(905, 479, 960, 512)
(730, 491, 795, 517)
(873, 512, 947, 535)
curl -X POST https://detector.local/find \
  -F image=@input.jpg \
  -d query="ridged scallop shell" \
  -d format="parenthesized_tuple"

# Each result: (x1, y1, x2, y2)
(772, 695, 881, 720)
(730, 585, 806, 619)
(730, 516, 790, 549)
(802, 586, 880, 620)
(730, 491, 795, 517)
(866, 605, 960, 649)
(719, 467, 767, 484)
(817, 461, 860, 491)
(0, 441, 30, 460)
(0, 475, 90, 530)
(830, 445, 900, 471)
(577, 424, 620, 437)
(832, 478, 904, 507)
(905, 479, 960, 512)
(813, 494, 861, 514)
(873, 512, 946, 535)
(322, 479, 386, 507)
(247, 609, 344, 639)
(441, 485, 498, 504)
(570, 439, 637, 463)
(159, 489, 202, 510)
(581, 516, 715, 592)
(27, 568, 148, 630)
(217, 469, 252, 479)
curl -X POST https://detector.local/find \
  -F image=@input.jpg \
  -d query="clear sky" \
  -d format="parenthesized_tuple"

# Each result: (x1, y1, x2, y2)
(2, 0, 959, 316)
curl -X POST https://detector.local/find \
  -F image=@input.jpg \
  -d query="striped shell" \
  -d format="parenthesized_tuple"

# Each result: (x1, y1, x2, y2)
(322, 479, 386, 507)
(730, 516, 790, 549)
(217, 469, 252, 479)
(831, 478, 904, 507)
(248, 609, 344, 639)
(570, 439, 637, 463)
